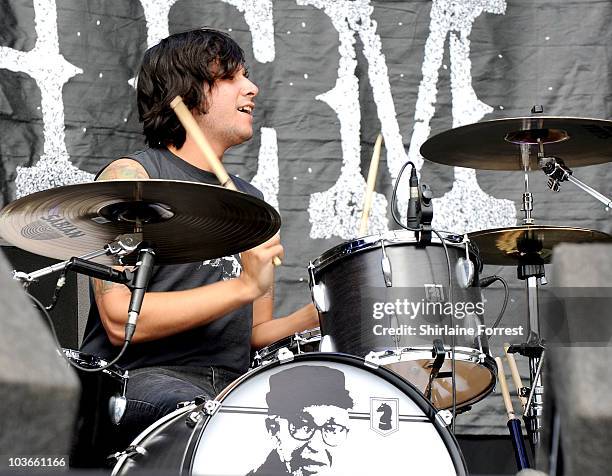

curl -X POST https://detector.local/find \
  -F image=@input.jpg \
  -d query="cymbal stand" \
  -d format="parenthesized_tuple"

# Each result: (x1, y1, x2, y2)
(509, 143, 545, 450)
(520, 143, 535, 225)
(13, 233, 142, 285)
(539, 155, 612, 209)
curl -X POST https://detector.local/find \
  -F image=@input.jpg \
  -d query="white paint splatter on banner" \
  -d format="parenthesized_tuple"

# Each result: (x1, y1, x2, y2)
(251, 127, 279, 210)
(0, 0, 92, 197)
(139, 0, 180, 48)
(200, 255, 242, 280)
(221, 0, 275, 63)
(407, 0, 516, 233)
(299, 0, 388, 239)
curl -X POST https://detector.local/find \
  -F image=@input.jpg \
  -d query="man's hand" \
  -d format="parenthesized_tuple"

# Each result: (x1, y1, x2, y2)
(239, 234, 284, 300)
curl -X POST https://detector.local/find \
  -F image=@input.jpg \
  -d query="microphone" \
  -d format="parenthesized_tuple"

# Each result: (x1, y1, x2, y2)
(125, 248, 156, 343)
(406, 164, 420, 229)
(66, 257, 132, 284)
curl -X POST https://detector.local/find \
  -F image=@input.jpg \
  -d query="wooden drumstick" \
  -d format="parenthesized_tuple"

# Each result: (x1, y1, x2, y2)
(170, 95, 281, 266)
(358, 133, 384, 236)
(496, 356, 531, 470)
(170, 96, 238, 191)
(504, 343, 528, 411)
(495, 356, 515, 420)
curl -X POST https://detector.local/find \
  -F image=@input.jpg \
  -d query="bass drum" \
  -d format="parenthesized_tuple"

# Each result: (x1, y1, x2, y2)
(113, 353, 467, 476)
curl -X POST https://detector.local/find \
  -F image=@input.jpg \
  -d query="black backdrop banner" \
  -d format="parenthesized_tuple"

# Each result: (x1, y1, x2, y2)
(1, 0, 611, 434)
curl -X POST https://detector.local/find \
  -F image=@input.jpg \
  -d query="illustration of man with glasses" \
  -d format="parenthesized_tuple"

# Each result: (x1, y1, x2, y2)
(247, 365, 354, 476)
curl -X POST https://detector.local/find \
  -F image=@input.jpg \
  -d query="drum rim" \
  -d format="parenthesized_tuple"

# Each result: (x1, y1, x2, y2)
(309, 230, 479, 274)
(111, 403, 197, 476)
(184, 352, 468, 476)
(252, 327, 322, 366)
(368, 346, 498, 409)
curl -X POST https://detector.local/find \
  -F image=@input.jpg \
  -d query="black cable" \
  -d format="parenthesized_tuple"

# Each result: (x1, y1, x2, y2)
(26, 292, 129, 373)
(391, 161, 458, 431)
(485, 275, 510, 330)
(391, 161, 415, 230)
(45, 268, 68, 311)
(431, 228, 457, 432)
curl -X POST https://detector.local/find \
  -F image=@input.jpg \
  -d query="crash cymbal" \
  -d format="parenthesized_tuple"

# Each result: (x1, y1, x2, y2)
(0, 180, 280, 265)
(420, 116, 612, 170)
(468, 225, 612, 266)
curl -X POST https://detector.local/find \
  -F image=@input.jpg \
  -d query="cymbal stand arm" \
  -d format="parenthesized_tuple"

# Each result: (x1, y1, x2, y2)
(13, 233, 142, 284)
(567, 175, 612, 209)
(540, 156, 612, 209)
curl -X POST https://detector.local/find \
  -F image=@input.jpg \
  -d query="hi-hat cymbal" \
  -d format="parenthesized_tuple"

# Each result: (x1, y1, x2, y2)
(468, 225, 612, 266)
(0, 180, 281, 265)
(420, 117, 612, 170)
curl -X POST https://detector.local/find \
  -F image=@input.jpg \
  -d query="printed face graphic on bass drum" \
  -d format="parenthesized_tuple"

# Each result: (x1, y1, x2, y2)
(113, 354, 467, 476)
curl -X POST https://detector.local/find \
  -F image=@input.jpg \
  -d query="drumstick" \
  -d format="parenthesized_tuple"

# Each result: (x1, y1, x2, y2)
(170, 96, 237, 191)
(170, 96, 281, 266)
(504, 343, 528, 412)
(358, 133, 384, 236)
(496, 356, 530, 469)
(495, 357, 515, 420)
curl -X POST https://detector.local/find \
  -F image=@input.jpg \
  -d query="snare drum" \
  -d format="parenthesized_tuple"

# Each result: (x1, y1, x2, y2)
(308, 230, 496, 410)
(113, 353, 467, 475)
(63, 349, 128, 467)
(251, 327, 321, 367)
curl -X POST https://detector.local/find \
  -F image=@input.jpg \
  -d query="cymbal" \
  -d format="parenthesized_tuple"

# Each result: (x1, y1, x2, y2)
(0, 180, 281, 265)
(468, 225, 612, 265)
(420, 116, 612, 170)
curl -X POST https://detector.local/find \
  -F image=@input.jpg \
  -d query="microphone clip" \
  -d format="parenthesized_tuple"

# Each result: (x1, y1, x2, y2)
(539, 156, 572, 192)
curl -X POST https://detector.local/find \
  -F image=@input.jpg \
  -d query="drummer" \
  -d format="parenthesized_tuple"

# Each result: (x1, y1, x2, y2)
(79, 28, 318, 448)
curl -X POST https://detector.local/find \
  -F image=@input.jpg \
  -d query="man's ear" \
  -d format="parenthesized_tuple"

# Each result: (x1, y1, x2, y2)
(265, 417, 280, 435)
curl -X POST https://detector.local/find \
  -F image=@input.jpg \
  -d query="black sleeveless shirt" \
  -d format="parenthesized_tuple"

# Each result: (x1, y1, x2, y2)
(80, 148, 263, 373)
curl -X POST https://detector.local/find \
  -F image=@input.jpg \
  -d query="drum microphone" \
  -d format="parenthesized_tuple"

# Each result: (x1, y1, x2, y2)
(125, 248, 156, 343)
(406, 164, 421, 229)
(65, 257, 132, 284)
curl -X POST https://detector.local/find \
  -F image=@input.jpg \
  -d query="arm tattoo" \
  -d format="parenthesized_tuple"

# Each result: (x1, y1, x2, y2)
(92, 278, 120, 297)
(98, 159, 149, 180)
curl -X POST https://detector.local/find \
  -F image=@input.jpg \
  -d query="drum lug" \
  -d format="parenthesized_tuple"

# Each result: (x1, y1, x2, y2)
(276, 347, 295, 363)
(379, 239, 393, 287)
(436, 409, 453, 427)
(311, 283, 329, 312)
(185, 410, 205, 428)
(109, 394, 127, 425)
(319, 334, 336, 352)
(107, 445, 147, 464)
(364, 352, 380, 369)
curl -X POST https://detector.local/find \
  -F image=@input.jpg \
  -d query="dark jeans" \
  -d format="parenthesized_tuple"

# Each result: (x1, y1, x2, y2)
(113, 365, 241, 452)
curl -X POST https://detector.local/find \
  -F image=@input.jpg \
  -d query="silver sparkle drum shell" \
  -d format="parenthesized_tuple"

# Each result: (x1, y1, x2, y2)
(309, 230, 496, 410)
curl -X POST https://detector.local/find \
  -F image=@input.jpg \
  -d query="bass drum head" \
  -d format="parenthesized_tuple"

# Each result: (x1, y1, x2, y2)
(187, 353, 466, 475)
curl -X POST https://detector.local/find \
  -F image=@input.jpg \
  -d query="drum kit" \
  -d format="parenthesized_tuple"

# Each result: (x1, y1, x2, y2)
(1, 114, 611, 475)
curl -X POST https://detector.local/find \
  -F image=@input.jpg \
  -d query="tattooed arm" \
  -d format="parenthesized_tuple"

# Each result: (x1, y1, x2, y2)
(92, 159, 283, 346)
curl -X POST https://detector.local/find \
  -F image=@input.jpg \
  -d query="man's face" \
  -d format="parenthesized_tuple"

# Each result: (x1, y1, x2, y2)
(269, 405, 350, 476)
(197, 67, 258, 154)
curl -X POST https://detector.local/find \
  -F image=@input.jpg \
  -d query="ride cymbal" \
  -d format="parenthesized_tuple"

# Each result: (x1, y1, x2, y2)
(468, 225, 612, 266)
(0, 179, 281, 265)
(420, 117, 612, 170)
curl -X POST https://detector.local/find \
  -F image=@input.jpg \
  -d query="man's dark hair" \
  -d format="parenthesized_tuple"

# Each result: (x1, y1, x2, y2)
(137, 28, 246, 148)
